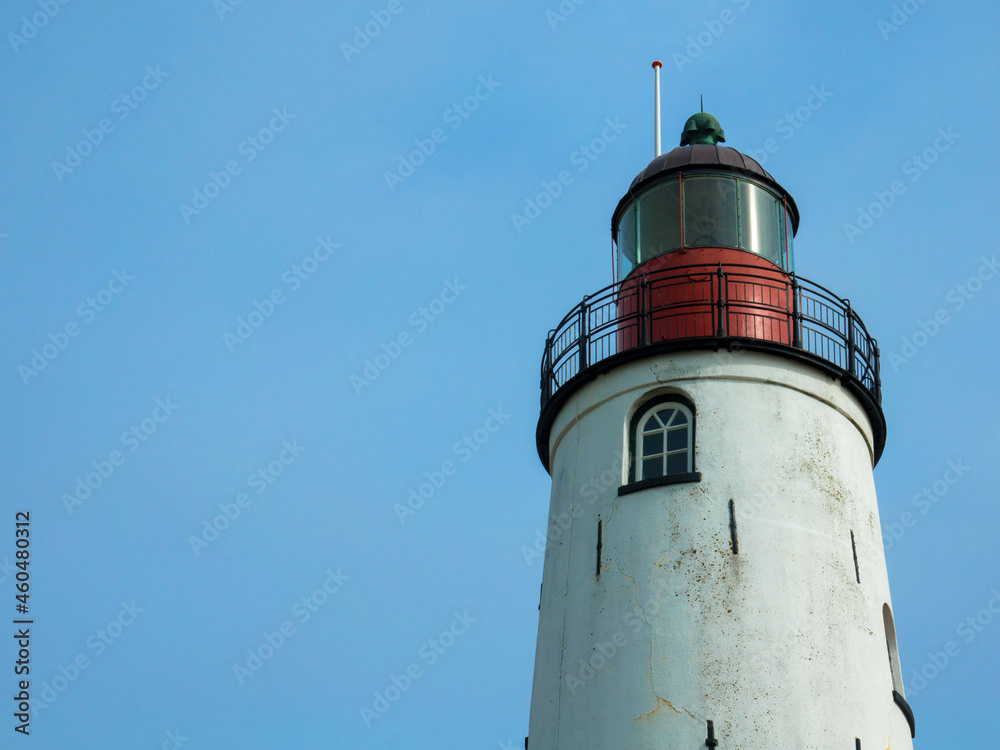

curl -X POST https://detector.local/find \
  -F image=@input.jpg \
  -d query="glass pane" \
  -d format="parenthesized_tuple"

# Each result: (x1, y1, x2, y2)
(643, 457, 664, 479)
(667, 427, 687, 452)
(666, 451, 689, 475)
(638, 180, 681, 262)
(643, 415, 661, 431)
(683, 176, 738, 248)
(655, 408, 675, 427)
(778, 201, 787, 270)
(671, 409, 688, 426)
(643, 432, 663, 456)
(785, 205, 795, 273)
(739, 181, 781, 265)
(617, 204, 636, 280)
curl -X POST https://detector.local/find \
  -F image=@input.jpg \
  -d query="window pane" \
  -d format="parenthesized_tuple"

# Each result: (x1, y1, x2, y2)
(667, 427, 687, 452)
(683, 176, 738, 248)
(643, 432, 663, 456)
(617, 204, 636, 280)
(655, 408, 675, 427)
(671, 409, 688, 426)
(643, 457, 664, 479)
(638, 180, 681, 262)
(644, 415, 661, 431)
(739, 181, 781, 265)
(666, 451, 689, 475)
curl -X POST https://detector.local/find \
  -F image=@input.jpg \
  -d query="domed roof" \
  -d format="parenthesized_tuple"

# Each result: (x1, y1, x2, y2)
(614, 141, 798, 235)
(629, 143, 775, 190)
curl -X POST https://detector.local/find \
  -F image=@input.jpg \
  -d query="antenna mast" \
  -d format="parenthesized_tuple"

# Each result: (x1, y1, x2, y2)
(652, 60, 663, 157)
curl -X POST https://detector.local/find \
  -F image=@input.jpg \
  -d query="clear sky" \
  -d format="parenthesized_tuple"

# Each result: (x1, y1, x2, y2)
(1, 0, 998, 747)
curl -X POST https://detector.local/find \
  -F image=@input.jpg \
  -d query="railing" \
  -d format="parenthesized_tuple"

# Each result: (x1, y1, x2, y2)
(540, 261, 881, 410)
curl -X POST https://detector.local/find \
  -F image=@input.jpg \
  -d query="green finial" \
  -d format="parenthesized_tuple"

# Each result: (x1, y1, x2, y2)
(680, 112, 726, 146)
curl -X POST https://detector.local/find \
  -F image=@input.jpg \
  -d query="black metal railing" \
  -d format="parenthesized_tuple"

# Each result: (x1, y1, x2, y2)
(540, 262, 881, 410)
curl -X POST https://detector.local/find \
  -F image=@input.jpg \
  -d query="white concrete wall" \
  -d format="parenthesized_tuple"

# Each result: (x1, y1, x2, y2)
(527, 349, 914, 750)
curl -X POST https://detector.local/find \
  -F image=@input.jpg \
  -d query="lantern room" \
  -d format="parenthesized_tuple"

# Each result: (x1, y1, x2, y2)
(612, 112, 799, 281)
(537, 95, 885, 473)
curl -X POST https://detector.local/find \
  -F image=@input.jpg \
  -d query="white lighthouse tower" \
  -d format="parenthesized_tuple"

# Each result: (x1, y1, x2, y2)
(526, 70, 916, 750)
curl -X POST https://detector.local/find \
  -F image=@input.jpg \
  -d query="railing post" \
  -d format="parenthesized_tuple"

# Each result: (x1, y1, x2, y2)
(846, 300, 856, 376)
(873, 342, 881, 401)
(639, 275, 649, 347)
(790, 275, 801, 349)
(541, 335, 553, 405)
(578, 299, 589, 372)
(715, 263, 727, 338)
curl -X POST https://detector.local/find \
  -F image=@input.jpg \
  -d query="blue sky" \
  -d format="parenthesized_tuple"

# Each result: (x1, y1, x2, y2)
(1, 0, 998, 747)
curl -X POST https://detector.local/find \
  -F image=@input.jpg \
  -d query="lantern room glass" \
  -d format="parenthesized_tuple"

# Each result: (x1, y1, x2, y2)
(683, 176, 739, 249)
(739, 181, 782, 266)
(614, 174, 796, 281)
(637, 179, 681, 262)
(617, 204, 636, 278)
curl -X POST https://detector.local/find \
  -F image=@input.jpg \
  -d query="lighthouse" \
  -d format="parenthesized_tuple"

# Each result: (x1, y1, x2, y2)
(526, 67, 916, 749)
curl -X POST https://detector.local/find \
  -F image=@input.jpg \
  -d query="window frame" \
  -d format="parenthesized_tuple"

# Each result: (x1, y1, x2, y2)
(619, 394, 701, 496)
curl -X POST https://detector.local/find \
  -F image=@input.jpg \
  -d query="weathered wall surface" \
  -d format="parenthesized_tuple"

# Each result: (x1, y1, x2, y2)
(528, 349, 913, 750)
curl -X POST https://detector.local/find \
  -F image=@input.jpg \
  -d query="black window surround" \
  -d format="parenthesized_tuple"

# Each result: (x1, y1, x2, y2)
(620, 394, 701, 495)
(618, 471, 702, 496)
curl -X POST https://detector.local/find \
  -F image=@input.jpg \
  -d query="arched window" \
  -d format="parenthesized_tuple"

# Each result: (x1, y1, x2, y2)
(620, 395, 700, 495)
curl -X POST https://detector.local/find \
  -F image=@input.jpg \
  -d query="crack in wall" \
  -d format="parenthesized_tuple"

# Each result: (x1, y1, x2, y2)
(636, 696, 681, 721)
(539, 585, 568, 617)
(615, 559, 698, 725)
